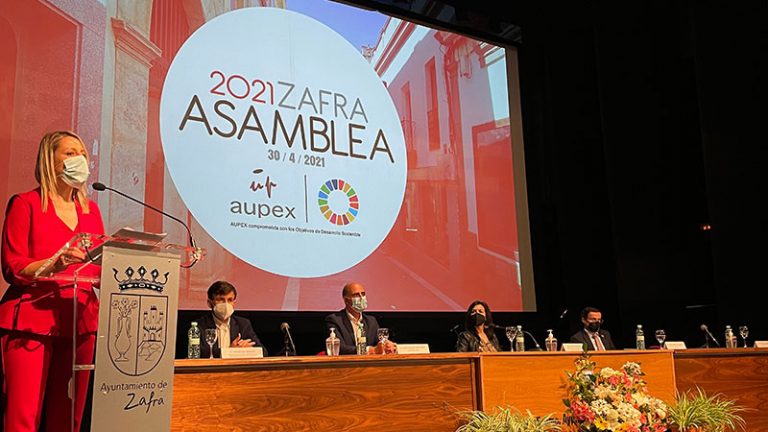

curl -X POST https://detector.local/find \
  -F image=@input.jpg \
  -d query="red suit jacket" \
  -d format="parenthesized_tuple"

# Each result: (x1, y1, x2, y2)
(1, 189, 104, 336)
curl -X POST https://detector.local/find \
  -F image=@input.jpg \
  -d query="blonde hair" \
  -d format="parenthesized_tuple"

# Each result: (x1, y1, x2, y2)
(35, 131, 91, 213)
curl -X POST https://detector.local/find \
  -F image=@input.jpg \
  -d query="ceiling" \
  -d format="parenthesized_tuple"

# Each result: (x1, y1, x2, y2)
(336, 0, 523, 46)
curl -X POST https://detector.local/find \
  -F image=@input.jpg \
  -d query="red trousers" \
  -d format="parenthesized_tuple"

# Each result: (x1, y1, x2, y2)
(1, 332, 95, 432)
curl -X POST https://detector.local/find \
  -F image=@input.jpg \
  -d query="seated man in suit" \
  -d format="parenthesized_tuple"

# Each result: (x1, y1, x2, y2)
(324, 282, 397, 355)
(569, 306, 617, 351)
(196, 280, 267, 358)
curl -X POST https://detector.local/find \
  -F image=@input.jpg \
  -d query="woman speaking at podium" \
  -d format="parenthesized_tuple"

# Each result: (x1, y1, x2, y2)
(1, 131, 104, 431)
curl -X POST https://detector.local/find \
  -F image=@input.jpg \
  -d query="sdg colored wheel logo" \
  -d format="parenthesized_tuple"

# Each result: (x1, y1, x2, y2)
(318, 179, 359, 225)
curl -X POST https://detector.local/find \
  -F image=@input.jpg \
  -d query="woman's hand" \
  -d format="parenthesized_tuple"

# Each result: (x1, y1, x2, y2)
(54, 247, 87, 270)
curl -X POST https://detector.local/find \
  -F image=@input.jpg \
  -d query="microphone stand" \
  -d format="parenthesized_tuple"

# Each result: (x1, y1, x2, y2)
(523, 331, 543, 351)
(92, 182, 200, 267)
(700, 325, 720, 348)
(449, 324, 461, 337)
(284, 334, 296, 356)
(281, 323, 296, 356)
(489, 325, 542, 351)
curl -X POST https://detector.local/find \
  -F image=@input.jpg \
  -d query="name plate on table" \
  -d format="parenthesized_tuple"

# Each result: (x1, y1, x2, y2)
(754, 341, 768, 348)
(221, 346, 264, 359)
(664, 341, 687, 350)
(561, 343, 585, 352)
(396, 343, 430, 354)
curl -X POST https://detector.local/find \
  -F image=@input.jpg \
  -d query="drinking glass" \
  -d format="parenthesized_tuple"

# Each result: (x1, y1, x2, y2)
(505, 326, 517, 352)
(655, 329, 666, 348)
(204, 328, 218, 359)
(739, 325, 749, 348)
(377, 328, 389, 345)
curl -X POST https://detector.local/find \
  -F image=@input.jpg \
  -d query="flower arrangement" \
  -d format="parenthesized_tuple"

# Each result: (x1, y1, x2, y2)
(451, 354, 745, 432)
(561, 354, 671, 432)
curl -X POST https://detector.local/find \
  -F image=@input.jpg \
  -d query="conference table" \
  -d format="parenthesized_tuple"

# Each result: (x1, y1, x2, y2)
(674, 348, 768, 431)
(172, 353, 478, 431)
(477, 350, 677, 413)
(171, 348, 768, 431)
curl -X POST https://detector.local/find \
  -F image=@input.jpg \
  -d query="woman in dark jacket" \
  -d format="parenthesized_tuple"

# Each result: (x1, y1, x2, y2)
(456, 300, 501, 352)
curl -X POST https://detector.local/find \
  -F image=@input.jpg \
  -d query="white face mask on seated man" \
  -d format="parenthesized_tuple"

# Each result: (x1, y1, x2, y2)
(351, 295, 367, 313)
(213, 302, 234, 321)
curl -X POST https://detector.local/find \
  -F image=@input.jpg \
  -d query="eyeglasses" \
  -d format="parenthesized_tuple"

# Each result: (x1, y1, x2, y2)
(586, 319, 604, 324)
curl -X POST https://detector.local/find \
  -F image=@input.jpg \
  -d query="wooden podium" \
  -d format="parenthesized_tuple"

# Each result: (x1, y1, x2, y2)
(34, 231, 203, 432)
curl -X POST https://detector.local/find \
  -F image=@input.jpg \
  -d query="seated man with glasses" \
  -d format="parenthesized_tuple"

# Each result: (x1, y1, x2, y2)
(569, 306, 617, 350)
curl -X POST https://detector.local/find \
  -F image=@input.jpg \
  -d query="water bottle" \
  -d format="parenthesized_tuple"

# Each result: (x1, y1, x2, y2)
(635, 324, 645, 350)
(356, 335, 367, 355)
(724, 325, 737, 348)
(188, 321, 201, 359)
(326, 327, 340, 356)
(356, 321, 367, 355)
(514, 325, 525, 352)
(545, 329, 558, 352)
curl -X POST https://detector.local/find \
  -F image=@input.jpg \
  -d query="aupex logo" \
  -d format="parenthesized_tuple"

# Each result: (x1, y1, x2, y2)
(108, 266, 168, 376)
(160, 8, 406, 277)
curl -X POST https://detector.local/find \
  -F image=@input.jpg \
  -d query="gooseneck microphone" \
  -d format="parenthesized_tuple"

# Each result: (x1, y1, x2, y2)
(486, 324, 542, 351)
(523, 330, 543, 351)
(700, 324, 720, 347)
(92, 182, 198, 267)
(280, 322, 297, 356)
(449, 324, 461, 335)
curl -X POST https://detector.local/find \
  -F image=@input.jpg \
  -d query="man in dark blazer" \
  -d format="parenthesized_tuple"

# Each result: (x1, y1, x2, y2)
(196, 281, 267, 358)
(324, 282, 396, 355)
(569, 306, 617, 351)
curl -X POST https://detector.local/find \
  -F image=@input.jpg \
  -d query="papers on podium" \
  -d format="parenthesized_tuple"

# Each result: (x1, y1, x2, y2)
(88, 227, 167, 264)
(34, 227, 168, 279)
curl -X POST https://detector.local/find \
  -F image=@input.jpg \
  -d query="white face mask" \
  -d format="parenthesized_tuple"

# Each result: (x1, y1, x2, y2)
(351, 296, 367, 313)
(213, 302, 234, 321)
(60, 155, 90, 188)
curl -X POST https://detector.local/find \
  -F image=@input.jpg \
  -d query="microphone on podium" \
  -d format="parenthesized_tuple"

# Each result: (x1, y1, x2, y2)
(92, 182, 199, 267)
(449, 324, 461, 336)
(487, 324, 542, 351)
(700, 324, 720, 347)
(280, 322, 297, 356)
(522, 330, 543, 351)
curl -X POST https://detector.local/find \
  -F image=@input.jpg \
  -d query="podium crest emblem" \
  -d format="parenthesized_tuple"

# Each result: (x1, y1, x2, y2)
(107, 266, 169, 376)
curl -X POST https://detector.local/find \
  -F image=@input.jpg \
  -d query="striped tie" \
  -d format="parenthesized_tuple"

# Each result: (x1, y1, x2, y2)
(593, 333, 604, 351)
